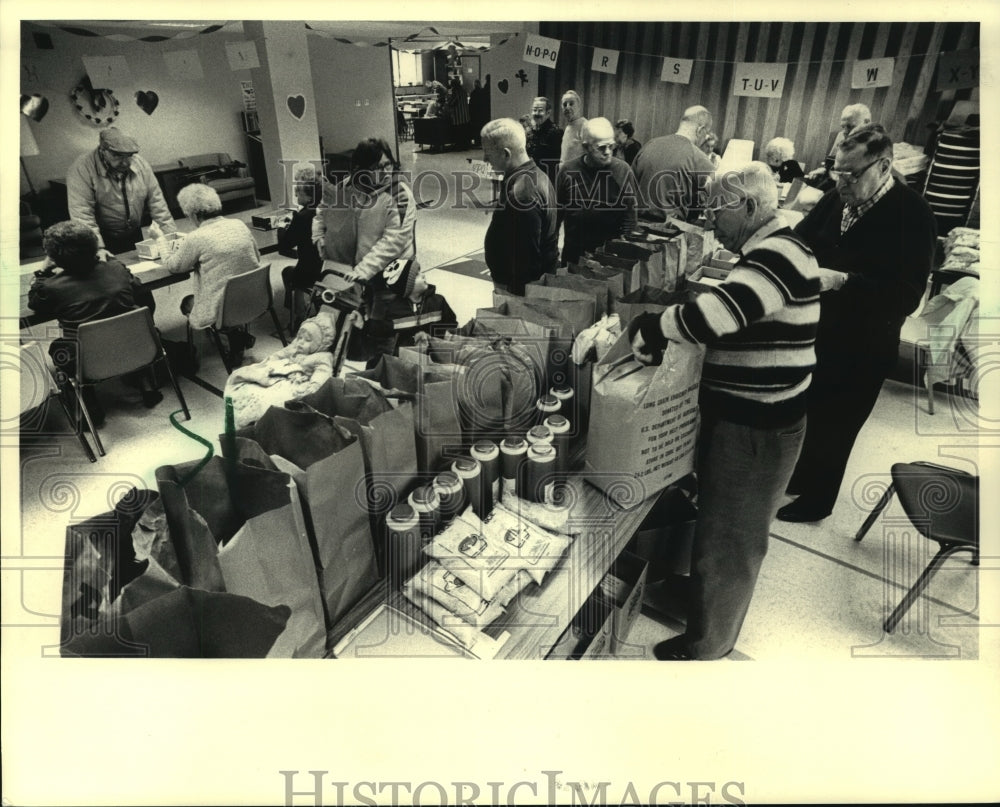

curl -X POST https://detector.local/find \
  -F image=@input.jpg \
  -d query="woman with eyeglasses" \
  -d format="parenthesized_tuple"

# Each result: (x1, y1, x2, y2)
(312, 137, 416, 285)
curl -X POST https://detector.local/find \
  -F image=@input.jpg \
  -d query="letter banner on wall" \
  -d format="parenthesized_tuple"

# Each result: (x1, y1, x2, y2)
(852, 58, 894, 89)
(936, 49, 979, 91)
(591, 48, 620, 75)
(733, 62, 788, 98)
(660, 57, 694, 84)
(523, 33, 561, 68)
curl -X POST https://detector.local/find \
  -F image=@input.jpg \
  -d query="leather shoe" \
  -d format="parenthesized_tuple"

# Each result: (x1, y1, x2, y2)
(776, 497, 832, 523)
(653, 635, 694, 661)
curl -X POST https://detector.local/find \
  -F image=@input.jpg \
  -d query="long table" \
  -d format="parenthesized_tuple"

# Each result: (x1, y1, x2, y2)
(17, 210, 281, 327)
(327, 475, 659, 660)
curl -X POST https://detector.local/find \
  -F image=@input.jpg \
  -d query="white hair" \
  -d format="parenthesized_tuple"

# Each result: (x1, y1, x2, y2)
(480, 118, 527, 151)
(176, 183, 222, 218)
(765, 137, 795, 163)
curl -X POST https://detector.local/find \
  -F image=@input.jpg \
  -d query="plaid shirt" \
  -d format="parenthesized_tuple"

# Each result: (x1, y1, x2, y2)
(841, 174, 895, 234)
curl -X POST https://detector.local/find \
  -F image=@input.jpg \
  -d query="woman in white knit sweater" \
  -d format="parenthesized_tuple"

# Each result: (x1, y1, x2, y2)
(163, 183, 260, 330)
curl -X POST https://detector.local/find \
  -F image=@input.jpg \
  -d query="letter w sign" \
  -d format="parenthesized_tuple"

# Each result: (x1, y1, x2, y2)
(852, 58, 894, 89)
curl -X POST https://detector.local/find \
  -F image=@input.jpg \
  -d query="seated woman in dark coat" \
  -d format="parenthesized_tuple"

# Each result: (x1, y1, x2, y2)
(28, 220, 161, 423)
(278, 174, 324, 332)
(764, 136, 806, 183)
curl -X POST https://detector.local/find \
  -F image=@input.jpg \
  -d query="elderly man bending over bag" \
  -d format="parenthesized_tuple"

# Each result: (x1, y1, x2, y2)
(628, 162, 825, 660)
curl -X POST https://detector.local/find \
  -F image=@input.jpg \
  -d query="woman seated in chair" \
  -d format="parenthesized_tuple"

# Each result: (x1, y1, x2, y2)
(311, 137, 416, 287)
(28, 220, 162, 424)
(763, 137, 806, 184)
(277, 172, 324, 332)
(162, 183, 260, 362)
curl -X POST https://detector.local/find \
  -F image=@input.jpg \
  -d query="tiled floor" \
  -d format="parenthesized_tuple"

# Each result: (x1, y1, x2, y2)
(14, 141, 986, 661)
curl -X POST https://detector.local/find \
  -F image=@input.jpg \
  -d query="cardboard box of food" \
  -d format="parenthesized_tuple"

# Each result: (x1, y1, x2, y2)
(251, 208, 294, 231)
(134, 232, 185, 260)
(599, 550, 649, 657)
(687, 265, 730, 295)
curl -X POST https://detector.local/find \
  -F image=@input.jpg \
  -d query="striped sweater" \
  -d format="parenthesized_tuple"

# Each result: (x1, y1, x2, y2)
(661, 219, 821, 427)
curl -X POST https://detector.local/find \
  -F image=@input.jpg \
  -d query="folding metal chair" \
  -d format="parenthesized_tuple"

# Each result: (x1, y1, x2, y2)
(206, 263, 287, 373)
(71, 307, 191, 458)
(855, 461, 979, 633)
(17, 341, 97, 462)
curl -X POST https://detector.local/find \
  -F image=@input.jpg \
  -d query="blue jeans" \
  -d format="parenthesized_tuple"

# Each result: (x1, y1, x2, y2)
(685, 413, 806, 659)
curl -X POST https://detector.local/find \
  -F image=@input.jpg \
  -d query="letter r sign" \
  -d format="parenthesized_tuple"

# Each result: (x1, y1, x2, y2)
(591, 48, 620, 75)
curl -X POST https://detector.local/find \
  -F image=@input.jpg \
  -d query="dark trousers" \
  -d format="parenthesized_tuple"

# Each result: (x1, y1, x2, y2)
(786, 360, 887, 512)
(101, 225, 143, 256)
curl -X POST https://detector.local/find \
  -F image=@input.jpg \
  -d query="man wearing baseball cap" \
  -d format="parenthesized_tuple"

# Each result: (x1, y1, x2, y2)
(66, 127, 177, 257)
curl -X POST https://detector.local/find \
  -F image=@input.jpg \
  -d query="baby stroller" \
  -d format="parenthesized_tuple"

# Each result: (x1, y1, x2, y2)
(306, 261, 398, 376)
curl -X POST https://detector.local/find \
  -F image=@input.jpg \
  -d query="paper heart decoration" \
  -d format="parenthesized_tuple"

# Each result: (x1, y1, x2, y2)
(497, 78, 509, 95)
(21, 94, 49, 122)
(135, 90, 159, 115)
(287, 95, 306, 120)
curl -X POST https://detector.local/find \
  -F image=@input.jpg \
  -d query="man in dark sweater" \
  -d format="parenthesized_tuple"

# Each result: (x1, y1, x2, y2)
(778, 124, 937, 523)
(481, 118, 559, 295)
(556, 117, 639, 265)
(628, 162, 821, 659)
(526, 96, 563, 187)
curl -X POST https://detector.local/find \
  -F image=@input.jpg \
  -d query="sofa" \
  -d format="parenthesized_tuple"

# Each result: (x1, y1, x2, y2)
(175, 152, 257, 209)
(412, 118, 473, 151)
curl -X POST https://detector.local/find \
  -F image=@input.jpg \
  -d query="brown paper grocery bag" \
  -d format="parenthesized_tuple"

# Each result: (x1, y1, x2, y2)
(584, 330, 704, 508)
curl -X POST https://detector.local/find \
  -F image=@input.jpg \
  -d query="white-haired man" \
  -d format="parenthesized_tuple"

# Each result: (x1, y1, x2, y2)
(555, 116, 638, 265)
(628, 162, 822, 659)
(481, 118, 559, 295)
(804, 103, 872, 190)
(632, 105, 716, 222)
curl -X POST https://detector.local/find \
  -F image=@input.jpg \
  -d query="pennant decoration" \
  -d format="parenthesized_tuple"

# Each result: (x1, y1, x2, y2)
(287, 94, 306, 121)
(135, 90, 159, 115)
(523, 33, 561, 68)
(225, 41, 260, 71)
(71, 75, 120, 126)
(660, 57, 694, 84)
(82, 55, 133, 88)
(591, 48, 619, 75)
(733, 62, 788, 98)
(163, 50, 205, 81)
(21, 93, 49, 122)
(851, 58, 894, 89)
(41, 21, 228, 42)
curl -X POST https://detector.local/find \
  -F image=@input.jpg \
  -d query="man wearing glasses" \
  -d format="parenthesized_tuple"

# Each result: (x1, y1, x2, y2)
(555, 117, 638, 265)
(778, 123, 937, 523)
(66, 127, 177, 258)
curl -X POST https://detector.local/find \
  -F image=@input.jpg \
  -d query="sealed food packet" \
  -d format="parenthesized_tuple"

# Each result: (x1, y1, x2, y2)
(422, 508, 520, 601)
(481, 503, 574, 585)
(400, 588, 504, 655)
(404, 560, 505, 629)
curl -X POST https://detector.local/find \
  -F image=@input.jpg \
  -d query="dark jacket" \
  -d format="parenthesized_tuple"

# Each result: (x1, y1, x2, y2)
(372, 284, 458, 350)
(794, 180, 936, 372)
(28, 258, 140, 338)
(484, 160, 559, 295)
(277, 206, 323, 287)
(527, 118, 563, 187)
(556, 155, 639, 264)
(775, 160, 805, 183)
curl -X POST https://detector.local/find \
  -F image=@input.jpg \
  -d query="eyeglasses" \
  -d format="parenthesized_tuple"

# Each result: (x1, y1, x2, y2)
(591, 143, 615, 153)
(829, 159, 884, 185)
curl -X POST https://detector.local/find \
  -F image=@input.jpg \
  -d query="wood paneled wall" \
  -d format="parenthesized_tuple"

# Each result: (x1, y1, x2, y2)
(538, 21, 978, 169)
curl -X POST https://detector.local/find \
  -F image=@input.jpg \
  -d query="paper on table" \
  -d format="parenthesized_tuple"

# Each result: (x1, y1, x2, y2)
(129, 261, 163, 275)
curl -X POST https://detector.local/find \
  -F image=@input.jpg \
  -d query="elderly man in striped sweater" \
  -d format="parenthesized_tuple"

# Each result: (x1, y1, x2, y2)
(629, 161, 829, 660)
